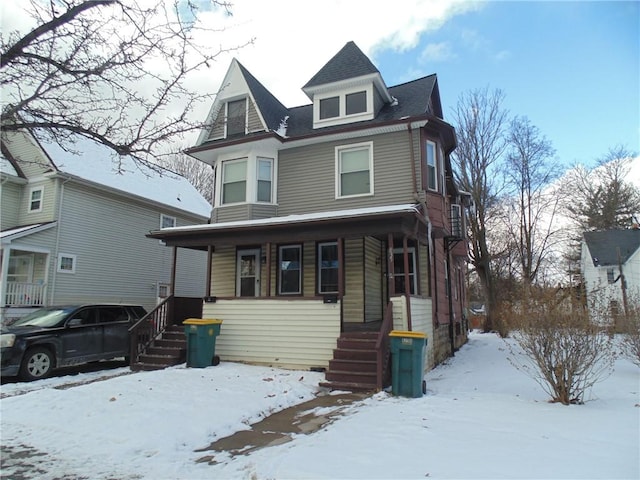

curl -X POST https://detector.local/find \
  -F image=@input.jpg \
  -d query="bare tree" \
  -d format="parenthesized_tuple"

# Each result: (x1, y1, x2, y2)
(563, 146, 640, 231)
(160, 151, 215, 205)
(451, 87, 509, 332)
(503, 116, 562, 285)
(1, 0, 250, 166)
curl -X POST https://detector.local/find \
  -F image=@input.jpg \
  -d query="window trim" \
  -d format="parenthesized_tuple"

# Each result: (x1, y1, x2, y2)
(256, 157, 274, 203)
(221, 157, 248, 205)
(313, 85, 374, 128)
(57, 253, 77, 274)
(335, 141, 374, 199)
(317, 241, 339, 294)
(28, 186, 44, 213)
(278, 244, 302, 295)
(160, 214, 176, 229)
(425, 140, 438, 192)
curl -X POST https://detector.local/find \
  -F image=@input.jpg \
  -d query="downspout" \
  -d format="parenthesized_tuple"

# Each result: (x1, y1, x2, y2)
(50, 177, 71, 304)
(446, 240, 455, 356)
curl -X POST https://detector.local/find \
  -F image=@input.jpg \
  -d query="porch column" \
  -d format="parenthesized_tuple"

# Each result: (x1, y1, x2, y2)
(387, 234, 395, 296)
(0, 247, 9, 307)
(403, 235, 413, 331)
(170, 246, 177, 296)
(206, 246, 213, 297)
(337, 237, 344, 299)
(265, 242, 272, 297)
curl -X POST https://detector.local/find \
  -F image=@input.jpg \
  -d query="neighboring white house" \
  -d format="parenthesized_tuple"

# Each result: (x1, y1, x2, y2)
(0, 128, 212, 323)
(581, 229, 640, 319)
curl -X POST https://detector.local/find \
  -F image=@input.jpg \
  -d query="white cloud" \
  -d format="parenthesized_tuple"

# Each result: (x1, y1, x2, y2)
(421, 41, 457, 62)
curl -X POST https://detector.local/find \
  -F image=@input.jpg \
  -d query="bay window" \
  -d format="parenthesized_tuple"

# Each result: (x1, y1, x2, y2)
(222, 158, 247, 204)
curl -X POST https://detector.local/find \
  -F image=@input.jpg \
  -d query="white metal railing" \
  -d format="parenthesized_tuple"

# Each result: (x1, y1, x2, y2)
(4, 282, 47, 307)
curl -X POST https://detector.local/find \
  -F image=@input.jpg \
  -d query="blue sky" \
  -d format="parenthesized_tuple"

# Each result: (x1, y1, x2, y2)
(371, 1, 639, 167)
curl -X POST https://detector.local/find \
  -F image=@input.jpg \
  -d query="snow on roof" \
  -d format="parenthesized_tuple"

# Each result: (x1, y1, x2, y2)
(0, 152, 18, 177)
(1, 222, 56, 240)
(41, 137, 211, 219)
(160, 204, 420, 233)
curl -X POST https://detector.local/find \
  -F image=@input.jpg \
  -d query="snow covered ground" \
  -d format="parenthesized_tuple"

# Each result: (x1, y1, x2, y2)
(1, 332, 638, 479)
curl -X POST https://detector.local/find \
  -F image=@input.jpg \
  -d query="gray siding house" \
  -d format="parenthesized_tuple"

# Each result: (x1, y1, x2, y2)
(0, 128, 212, 323)
(148, 42, 470, 390)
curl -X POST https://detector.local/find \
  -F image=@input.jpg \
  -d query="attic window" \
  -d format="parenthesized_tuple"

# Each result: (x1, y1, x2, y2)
(320, 96, 339, 119)
(226, 99, 246, 136)
(346, 91, 366, 115)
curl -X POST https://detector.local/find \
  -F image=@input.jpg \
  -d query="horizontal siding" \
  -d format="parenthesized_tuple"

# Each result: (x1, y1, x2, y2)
(277, 131, 416, 216)
(2, 130, 51, 178)
(343, 238, 363, 323)
(18, 178, 58, 225)
(410, 296, 434, 370)
(250, 203, 277, 219)
(247, 100, 264, 134)
(214, 204, 251, 223)
(211, 245, 236, 296)
(1, 181, 22, 230)
(364, 236, 383, 322)
(49, 182, 206, 312)
(202, 298, 341, 369)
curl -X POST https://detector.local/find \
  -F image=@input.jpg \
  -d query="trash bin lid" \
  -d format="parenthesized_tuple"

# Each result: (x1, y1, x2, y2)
(389, 330, 427, 338)
(183, 318, 223, 325)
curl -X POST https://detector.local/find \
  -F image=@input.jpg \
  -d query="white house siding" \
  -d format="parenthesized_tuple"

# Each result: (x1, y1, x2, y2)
(390, 295, 433, 372)
(1, 181, 22, 230)
(211, 245, 236, 297)
(48, 182, 206, 311)
(201, 298, 340, 369)
(1, 130, 50, 178)
(343, 238, 364, 323)
(18, 178, 57, 226)
(364, 236, 383, 322)
(277, 131, 416, 217)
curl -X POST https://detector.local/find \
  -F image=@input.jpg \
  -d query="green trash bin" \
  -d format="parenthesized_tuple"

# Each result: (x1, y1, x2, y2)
(389, 330, 427, 398)
(183, 318, 223, 368)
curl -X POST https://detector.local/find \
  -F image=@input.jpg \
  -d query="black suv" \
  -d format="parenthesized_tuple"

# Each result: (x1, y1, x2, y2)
(1, 304, 147, 381)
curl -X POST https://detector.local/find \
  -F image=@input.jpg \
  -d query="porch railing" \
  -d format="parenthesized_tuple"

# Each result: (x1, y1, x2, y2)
(128, 296, 172, 364)
(375, 300, 394, 390)
(4, 282, 47, 307)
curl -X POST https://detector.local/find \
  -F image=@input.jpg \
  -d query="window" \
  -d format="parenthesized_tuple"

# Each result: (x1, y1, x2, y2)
(226, 98, 246, 136)
(58, 254, 76, 274)
(451, 204, 462, 237)
(336, 143, 373, 197)
(279, 245, 302, 295)
(29, 187, 43, 212)
(222, 158, 247, 204)
(346, 91, 367, 115)
(320, 96, 339, 119)
(393, 248, 417, 295)
(426, 140, 437, 191)
(607, 268, 616, 284)
(318, 242, 339, 294)
(257, 157, 273, 203)
(160, 214, 176, 229)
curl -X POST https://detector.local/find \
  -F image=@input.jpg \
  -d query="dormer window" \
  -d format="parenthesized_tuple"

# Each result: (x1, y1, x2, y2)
(320, 96, 339, 119)
(313, 86, 374, 128)
(346, 91, 366, 115)
(226, 98, 246, 137)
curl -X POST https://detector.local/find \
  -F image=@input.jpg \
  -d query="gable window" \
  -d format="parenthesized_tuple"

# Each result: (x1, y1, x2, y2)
(257, 157, 273, 203)
(160, 214, 176, 229)
(57, 254, 76, 274)
(607, 267, 616, 284)
(336, 142, 373, 198)
(226, 98, 246, 136)
(320, 96, 339, 119)
(393, 247, 417, 295)
(222, 158, 247, 204)
(29, 187, 43, 212)
(346, 91, 367, 115)
(279, 245, 302, 295)
(426, 140, 437, 191)
(318, 242, 339, 294)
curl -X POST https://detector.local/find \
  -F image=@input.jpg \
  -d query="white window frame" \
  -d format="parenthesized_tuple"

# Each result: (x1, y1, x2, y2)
(256, 157, 274, 203)
(225, 98, 247, 137)
(426, 140, 438, 191)
(221, 158, 248, 205)
(29, 186, 44, 213)
(160, 214, 176, 229)
(57, 254, 77, 274)
(318, 241, 339, 294)
(335, 141, 374, 199)
(392, 247, 417, 295)
(313, 85, 374, 128)
(278, 245, 302, 295)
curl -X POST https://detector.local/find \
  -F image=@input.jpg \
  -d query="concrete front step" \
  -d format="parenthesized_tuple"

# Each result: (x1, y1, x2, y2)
(325, 369, 377, 385)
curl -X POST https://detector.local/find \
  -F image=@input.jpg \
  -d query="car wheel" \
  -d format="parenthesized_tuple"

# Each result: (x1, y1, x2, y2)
(19, 347, 54, 381)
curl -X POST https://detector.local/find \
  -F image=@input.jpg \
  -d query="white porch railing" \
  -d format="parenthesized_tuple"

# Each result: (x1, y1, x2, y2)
(4, 282, 47, 307)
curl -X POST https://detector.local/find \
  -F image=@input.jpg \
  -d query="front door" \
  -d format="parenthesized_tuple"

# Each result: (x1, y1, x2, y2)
(237, 249, 260, 297)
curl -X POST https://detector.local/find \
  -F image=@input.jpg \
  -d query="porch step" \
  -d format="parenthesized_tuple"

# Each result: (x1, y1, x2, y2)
(130, 326, 187, 372)
(154, 338, 187, 349)
(321, 331, 380, 392)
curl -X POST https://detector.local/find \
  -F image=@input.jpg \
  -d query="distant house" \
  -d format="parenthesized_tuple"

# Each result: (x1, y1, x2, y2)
(581, 229, 640, 319)
(148, 41, 471, 390)
(0, 128, 211, 323)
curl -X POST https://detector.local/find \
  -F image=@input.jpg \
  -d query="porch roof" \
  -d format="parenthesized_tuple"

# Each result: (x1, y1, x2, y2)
(147, 204, 428, 249)
(1, 222, 57, 246)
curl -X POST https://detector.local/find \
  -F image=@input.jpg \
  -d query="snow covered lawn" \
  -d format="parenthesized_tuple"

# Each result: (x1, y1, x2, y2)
(1, 332, 638, 479)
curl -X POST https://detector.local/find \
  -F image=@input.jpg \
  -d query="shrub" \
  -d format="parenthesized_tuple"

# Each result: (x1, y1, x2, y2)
(618, 298, 640, 367)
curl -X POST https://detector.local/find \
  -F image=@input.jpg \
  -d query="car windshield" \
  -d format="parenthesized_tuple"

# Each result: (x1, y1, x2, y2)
(11, 308, 75, 328)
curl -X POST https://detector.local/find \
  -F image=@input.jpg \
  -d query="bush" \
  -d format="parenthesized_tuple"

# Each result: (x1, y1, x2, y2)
(507, 290, 615, 405)
(619, 300, 640, 367)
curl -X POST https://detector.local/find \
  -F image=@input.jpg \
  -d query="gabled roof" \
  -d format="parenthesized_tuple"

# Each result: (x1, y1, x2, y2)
(583, 229, 640, 267)
(303, 41, 380, 89)
(237, 61, 289, 132)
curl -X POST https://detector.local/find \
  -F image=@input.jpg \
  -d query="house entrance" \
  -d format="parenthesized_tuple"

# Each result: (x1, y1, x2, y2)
(236, 249, 260, 297)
